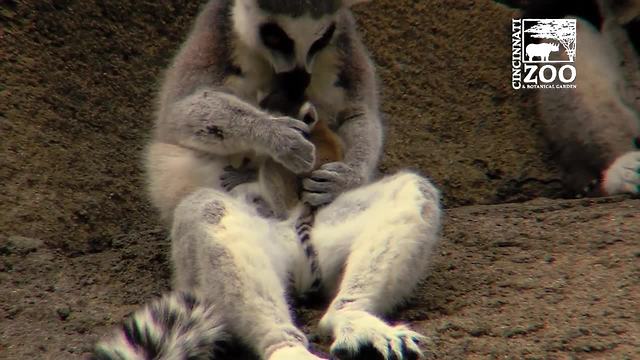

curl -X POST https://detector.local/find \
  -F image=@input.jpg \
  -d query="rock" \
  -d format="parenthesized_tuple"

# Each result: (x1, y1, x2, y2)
(56, 307, 71, 321)
(0, 236, 44, 256)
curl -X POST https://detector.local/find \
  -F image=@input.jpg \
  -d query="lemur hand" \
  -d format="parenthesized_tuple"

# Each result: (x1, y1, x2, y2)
(602, 150, 640, 195)
(302, 162, 364, 207)
(266, 116, 316, 174)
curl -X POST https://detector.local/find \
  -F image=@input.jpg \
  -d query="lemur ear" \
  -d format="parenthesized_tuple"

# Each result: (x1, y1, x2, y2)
(342, 0, 370, 8)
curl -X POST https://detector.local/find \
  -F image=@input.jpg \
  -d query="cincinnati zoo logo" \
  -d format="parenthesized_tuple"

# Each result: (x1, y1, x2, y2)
(512, 18, 577, 89)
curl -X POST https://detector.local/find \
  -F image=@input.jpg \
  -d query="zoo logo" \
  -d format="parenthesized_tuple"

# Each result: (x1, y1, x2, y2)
(512, 18, 577, 89)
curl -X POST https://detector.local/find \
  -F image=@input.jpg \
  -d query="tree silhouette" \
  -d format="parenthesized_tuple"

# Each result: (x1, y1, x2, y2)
(524, 19, 576, 61)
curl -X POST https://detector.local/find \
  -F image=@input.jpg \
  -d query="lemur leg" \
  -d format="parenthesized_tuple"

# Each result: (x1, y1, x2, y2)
(312, 171, 441, 359)
(171, 188, 325, 360)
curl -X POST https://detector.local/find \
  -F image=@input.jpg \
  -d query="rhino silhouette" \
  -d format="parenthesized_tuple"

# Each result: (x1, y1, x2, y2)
(526, 42, 560, 62)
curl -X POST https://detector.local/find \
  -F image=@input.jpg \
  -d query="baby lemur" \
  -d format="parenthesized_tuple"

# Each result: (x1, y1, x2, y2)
(223, 72, 344, 219)
(222, 74, 345, 295)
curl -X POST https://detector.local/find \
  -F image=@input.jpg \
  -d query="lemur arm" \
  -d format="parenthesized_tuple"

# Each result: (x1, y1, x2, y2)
(160, 90, 273, 154)
(160, 89, 315, 174)
(328, 13, 383, 185)
(160, 90, 306, 154)
(332, 13, 384, 184)
(302, 17, 383, 206)
(153, 0, 314, 174)
(335, 107, 383, 183)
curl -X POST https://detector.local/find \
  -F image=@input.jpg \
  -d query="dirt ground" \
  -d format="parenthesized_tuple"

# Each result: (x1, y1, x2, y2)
(2, 198, 639, 359)
(0, 0, 638, 359)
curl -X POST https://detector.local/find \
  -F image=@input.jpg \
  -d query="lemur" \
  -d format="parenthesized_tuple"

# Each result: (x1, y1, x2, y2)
(221, 71, 344, 220)
(222, 82, 345, 295)
(94, 0, 442, 360)
(518, 0, 640, 196)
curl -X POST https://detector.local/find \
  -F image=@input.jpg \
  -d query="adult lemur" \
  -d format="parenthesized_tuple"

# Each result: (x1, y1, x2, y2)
(521, 0, 640, 196)
(94, 1, 441, 359)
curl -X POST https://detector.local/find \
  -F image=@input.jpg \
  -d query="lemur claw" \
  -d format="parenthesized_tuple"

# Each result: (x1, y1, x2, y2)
(302, 162, 364, 206)
(220, 165, 258, 191)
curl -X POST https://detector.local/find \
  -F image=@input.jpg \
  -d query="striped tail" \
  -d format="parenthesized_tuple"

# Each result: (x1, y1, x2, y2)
(92, 292, 227, 360)
(295, 204, 323, 294)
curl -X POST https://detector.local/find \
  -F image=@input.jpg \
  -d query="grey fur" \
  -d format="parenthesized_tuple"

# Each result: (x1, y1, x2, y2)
(255, 100, 319, 219)
(257, 0, 341, 18)
(171, 189, 310, 359)
(203, 200, 226, 224)
(538, 3, 640, 195)
(163, 90, 315, 173)
(259, 160, 299, 217)
(147, 0, 382, 222)
(154, 0, 314, 175)
(138, 1, 440, 359)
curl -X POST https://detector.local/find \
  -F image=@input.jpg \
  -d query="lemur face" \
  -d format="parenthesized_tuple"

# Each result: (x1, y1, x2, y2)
(232, 0, 339, 74)
(258, 15, 337, 74)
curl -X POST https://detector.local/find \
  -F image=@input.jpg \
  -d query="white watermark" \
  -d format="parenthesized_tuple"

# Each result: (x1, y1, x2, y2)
(512, 18, 577, 90)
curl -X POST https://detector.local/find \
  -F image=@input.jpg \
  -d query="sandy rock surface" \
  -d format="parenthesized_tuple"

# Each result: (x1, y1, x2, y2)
(2, 197, 638, 359)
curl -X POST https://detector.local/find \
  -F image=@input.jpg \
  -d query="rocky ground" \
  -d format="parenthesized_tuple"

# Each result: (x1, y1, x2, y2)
(1, 0, 638, 359)
(2, 197, 638, 359)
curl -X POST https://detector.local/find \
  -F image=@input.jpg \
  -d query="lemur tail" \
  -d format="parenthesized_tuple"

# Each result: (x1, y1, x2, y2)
(295, 204, 323, 294)
(91, 292, 227, 360)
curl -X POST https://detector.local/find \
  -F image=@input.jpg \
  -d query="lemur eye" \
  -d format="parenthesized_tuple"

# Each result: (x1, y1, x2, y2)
(308, 23, 336, 59)
(260, 23, 294, 56)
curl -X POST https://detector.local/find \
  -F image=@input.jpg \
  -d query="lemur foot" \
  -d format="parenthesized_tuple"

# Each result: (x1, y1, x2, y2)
(220, 165, 257, 191)
(269, 345, 328, 360)
(602, 151, 640, 195)
(319, 310, 425, 360)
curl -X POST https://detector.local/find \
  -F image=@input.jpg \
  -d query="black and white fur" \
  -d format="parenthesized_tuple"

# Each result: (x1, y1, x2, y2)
(521, 0, 640, 196)
(97, 0, 442, 359)
(92, 292, 226, 360)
